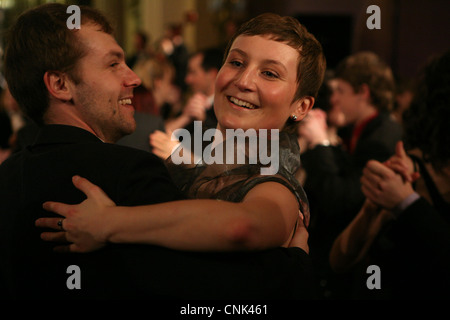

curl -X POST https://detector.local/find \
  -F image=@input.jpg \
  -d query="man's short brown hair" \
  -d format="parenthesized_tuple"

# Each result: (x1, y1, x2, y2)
(334, 51, 395, 112)
(4, 3, 113, 125)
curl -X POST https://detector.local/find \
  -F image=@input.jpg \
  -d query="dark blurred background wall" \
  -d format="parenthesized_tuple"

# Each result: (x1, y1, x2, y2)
(225, 0, 449, 78)
(1, 0, 449, 80)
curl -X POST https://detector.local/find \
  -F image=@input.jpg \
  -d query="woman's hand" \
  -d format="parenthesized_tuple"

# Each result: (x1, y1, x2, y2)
(384, 141, 420, 183)
(35, 176, 116, 253)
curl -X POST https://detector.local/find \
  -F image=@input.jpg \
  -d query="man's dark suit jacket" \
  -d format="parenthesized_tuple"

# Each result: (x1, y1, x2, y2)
(302, 112, 402, 231)
(0, 125, 314, 300)
(0, 110, 12, 149)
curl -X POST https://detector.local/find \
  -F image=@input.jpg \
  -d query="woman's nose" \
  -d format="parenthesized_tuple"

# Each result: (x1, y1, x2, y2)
(234, 68, 256, 92)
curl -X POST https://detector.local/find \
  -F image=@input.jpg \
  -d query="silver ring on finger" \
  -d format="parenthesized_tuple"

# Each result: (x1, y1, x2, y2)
(57, 219, 64, 231)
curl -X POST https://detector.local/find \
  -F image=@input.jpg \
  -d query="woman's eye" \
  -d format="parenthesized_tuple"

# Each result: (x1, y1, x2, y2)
(229, 60, 243, 67)
(262, 71, 279, 78)
(110, 62, 119, 67)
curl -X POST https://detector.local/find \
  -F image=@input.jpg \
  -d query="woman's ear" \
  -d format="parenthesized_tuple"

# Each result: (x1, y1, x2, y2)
(43, 71, 73, 103)
(291, 96, 315, 121)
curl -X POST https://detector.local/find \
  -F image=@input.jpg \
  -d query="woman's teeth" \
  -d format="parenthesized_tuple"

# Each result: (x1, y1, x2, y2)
(118, 98, 132, 105)
(229, 96, 257, 109)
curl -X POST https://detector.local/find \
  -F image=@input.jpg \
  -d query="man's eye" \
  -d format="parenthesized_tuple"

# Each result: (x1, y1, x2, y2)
(110, 62, 119, 67)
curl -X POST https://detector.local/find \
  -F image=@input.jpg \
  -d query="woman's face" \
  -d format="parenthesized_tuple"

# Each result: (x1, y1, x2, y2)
(214, 35, 308, 133)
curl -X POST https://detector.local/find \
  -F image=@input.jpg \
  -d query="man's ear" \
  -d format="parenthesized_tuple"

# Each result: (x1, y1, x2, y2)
(291, 96, 315, 121)
(153, 78, 162, 90)
(43, 71, 73, 102)
(357, 83, 371, 101)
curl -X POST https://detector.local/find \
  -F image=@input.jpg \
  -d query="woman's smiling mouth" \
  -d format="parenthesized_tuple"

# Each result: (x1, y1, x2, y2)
(228, 96, 258, 109)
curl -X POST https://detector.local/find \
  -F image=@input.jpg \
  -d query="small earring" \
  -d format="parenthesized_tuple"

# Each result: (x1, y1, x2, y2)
(291, 115, 297, 121)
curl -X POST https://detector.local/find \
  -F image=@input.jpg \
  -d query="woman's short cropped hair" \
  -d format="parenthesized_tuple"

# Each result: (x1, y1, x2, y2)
(223, 13, 326, 133)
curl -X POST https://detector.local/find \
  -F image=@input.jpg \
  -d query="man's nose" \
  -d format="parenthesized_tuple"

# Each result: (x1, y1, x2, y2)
(124, 66, 141, 88)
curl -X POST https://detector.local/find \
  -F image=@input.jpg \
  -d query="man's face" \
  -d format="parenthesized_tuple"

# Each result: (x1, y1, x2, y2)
(185, 53, 213, 95)
(69, 23, 141, 143)
(330, 79, 361, 126)
(326, 79, 346, 128)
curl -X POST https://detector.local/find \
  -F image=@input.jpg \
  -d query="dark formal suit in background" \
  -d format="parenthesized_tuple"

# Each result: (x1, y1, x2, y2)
(116, 111, 165, 152)
(301, 111, 402, 299)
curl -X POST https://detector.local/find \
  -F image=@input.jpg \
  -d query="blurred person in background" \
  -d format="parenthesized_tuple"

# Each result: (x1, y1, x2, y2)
(0, 90, 12, 164)
(391, 74, 414, 124)
(330, 50, 450, 299)
(126, 30, 152, 70)
(299, 51, 402, 299)
(160, 23, 189, 93)
(150, 47, 223, 159)
(117, 56, 182, 152)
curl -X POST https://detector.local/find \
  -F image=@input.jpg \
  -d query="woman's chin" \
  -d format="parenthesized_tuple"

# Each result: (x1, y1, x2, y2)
(218, 120, 253, 132)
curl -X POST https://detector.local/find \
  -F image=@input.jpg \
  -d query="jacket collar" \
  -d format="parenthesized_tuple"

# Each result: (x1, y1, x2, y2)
(33, 124, 103, 146)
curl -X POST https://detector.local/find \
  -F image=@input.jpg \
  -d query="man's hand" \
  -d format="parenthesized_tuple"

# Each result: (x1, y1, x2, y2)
(183, 93, 208, 121)
(297, 109, 330, 149)
(383, 141, 420, 183)
(361, 160, 416, 210)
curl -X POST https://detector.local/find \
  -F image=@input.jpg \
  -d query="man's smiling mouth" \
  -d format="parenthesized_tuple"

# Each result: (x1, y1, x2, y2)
(118, 98, 132, 105)
(228, 96, 258, 109)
